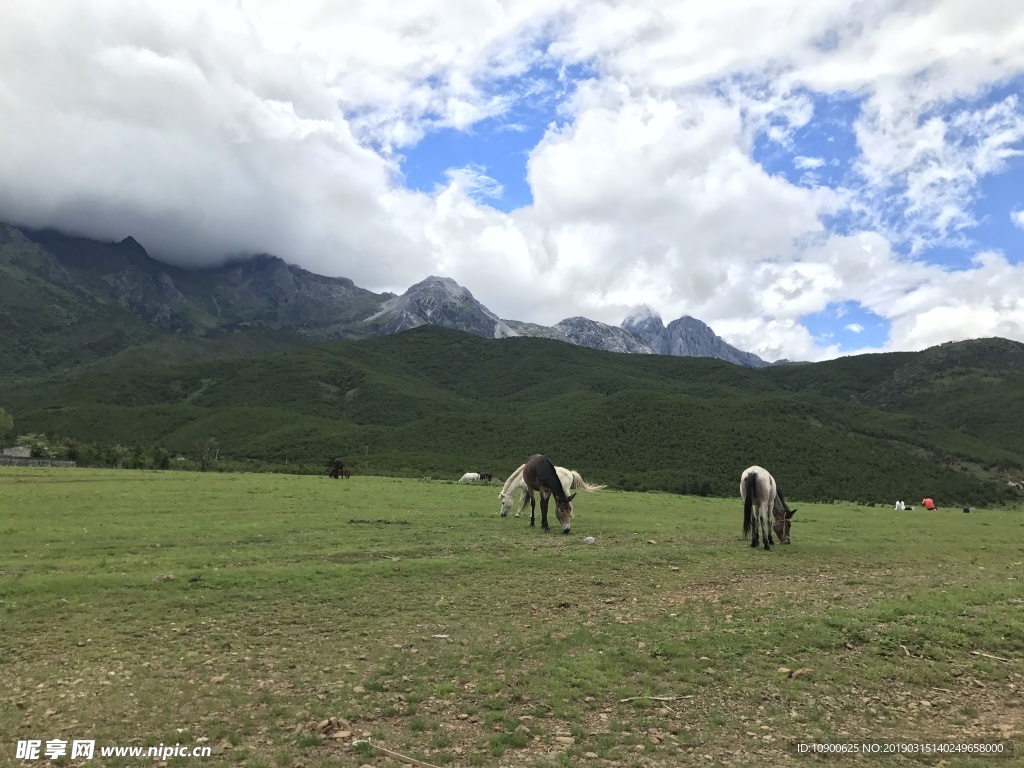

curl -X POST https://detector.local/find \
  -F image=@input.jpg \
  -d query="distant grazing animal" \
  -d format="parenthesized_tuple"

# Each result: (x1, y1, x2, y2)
(459, 472, 481, 483)
(478, 471, 493, 482)
(522, 454, 577, 534)
(328, 458, 346, 479)
(740, 465, 797, 550)
(499, 464, 605, 518)
(340, 467, 351, 479)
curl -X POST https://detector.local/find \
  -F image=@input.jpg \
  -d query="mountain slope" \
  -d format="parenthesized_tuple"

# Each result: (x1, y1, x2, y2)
(764, 337, 1024, 455)
(1, 223, 388, 378)
(20, 225, 385, 335)
(0, 225, 162, 377)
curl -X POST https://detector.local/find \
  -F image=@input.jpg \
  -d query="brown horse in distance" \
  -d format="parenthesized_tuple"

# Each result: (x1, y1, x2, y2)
(522, 454, 576, 534)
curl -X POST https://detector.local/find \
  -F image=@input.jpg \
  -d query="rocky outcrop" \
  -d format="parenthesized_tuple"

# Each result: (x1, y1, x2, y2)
(505, 317, 655, 354)
(362, 276, 520, 339)
(118, 265, 187, 330)
(622, 304, 769, 368)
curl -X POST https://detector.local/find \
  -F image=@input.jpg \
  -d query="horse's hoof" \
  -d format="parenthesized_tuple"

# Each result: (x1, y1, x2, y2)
(750, 540, 759, 548)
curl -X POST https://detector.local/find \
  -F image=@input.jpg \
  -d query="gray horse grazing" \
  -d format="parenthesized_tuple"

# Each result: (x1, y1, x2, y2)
(741, 465, 797, 550)
(522, 454, 577, 534)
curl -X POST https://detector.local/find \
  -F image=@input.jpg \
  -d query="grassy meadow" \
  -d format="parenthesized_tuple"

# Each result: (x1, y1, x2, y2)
(1, 467, 1023, 767)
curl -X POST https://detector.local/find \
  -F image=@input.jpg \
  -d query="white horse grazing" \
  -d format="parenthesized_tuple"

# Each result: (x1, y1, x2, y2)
(740, 465, 796, 550)
(459, 472, 481, 483)
(498, 463, 605, 518)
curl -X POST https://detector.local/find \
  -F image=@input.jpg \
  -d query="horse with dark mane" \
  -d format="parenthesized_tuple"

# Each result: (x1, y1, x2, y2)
(479, 471, 493, 482)
(499, 463, 604, 518)
(522, 454, 576, 534)
(741, 465, 796, 550)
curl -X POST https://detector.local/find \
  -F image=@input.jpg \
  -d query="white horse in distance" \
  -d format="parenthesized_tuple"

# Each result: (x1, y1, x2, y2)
(459, 472, 481, 483)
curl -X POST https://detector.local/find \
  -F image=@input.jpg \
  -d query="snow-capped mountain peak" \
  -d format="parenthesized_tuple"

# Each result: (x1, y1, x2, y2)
(622, 304, 663, 327)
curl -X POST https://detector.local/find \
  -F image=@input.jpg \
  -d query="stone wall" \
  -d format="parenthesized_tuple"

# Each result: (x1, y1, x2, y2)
(0, 457, 77, 468)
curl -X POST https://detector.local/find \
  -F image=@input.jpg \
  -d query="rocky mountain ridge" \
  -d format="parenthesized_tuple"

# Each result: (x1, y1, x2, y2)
(1, 222, 773, 372)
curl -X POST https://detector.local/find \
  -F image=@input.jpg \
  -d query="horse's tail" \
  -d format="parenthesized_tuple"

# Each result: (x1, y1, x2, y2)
(500, 464, 527, 496)
(743, 472, 756, 536)
(570, 470, 607, 492)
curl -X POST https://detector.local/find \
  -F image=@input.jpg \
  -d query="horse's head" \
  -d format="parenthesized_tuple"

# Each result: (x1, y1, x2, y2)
(555, 493, 576, 533)
(498, 491, 513, 517)
(772, 505, 796, 544)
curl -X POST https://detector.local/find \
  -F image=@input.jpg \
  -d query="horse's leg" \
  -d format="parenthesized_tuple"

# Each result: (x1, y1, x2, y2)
(760, 502, 772, 550)
(515, 489, 529, 518)
(540, 492, 550, 531)
(750, 497, 760, 548)
(528, 491, 536, 527)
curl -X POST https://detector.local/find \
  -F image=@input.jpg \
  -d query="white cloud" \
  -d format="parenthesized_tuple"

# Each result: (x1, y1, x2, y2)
(880, 252, 1024, 351)
(845, 323, 864, 333)
(852, 89, 1024, 252)
(1, 0, 1024, 363)
(442, 166, 505, 202)
(1012, 210, 1024, 229)
(794, 156, 825, 169)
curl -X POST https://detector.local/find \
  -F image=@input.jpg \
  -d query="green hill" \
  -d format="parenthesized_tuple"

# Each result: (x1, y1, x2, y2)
(764, 337, 1024, 455)
(3, 327, 1022, 506)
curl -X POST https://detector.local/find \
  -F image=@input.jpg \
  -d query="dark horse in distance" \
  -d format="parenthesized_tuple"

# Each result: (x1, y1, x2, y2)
(522, 454, 576, 534)
(329, 458, 349, 479)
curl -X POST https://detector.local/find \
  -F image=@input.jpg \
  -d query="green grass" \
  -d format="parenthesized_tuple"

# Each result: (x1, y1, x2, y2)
(1, 468, 1022, 767)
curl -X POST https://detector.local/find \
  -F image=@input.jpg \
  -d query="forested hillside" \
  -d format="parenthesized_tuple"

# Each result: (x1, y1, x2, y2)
(4, 328, 1022, 505)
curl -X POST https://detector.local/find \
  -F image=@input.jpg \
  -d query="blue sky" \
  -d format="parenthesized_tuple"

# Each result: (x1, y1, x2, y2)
(802, 301, 890, 353)
(399, 62, 592, 211)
